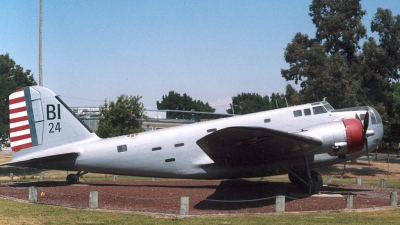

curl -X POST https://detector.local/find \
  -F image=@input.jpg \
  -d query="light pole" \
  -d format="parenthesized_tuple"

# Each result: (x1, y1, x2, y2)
(39, 0, 43, 86)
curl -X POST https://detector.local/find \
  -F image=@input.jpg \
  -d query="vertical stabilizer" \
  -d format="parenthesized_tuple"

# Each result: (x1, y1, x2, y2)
(9, 86, 96, 152)
(9, 87, 37, 151)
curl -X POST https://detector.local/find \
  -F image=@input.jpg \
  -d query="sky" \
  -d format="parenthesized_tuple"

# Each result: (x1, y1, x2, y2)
(1, 0, 399, 113)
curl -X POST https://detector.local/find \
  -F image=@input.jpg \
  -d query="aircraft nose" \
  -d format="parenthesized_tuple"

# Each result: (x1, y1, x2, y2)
(367, 107, 384, 145)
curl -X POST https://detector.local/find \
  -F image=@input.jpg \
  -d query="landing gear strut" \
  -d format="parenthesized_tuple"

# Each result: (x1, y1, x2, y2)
(66, 171, 88, 184)
(284, 157, 323, 195)
(288, 170, 323, 195)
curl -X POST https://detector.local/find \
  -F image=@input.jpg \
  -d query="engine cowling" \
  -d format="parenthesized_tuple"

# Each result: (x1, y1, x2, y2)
(326, 118, 364, 157)
(297, 118, 365, 157)
(343, 118, 364, 154)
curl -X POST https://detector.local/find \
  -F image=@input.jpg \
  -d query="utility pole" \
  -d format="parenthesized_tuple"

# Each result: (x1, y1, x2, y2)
(39, 0, 43, 86)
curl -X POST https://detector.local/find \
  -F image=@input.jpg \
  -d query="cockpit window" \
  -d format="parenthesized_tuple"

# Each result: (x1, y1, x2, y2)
(371, 108, 382, 124)
(323, 103, 334, 111)
(369, 110, 377, 124)
(313, 106, 327, 115)
(371, 115, 377, 124)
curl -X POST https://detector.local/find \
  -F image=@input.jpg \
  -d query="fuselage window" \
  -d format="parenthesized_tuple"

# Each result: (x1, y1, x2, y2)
(293, 110, 302, 117)
(152, 147, 162, 151)
(313, 106, 327, 115)
(264, 118, 271, 123)
(175, 143, 184, 147)
(304, 108, 311, 116)
(117, 144, 127, 153)
(165, 158, 175, 163)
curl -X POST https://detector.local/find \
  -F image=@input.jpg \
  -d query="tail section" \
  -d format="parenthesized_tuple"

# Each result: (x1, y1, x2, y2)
(9, 87, 38, 151)
(9, 86, 95, 152)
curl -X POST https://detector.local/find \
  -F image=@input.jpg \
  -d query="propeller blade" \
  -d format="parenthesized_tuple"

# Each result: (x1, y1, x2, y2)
(366, 137, 371, 174)
(363, 111, 370, 134)
(363, 111, 371, 173)
(366, 138, 370, 162)
(341, 162, 346, 179)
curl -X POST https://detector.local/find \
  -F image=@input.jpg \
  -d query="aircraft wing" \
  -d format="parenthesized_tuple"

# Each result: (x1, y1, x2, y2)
(0, 153, 79, 169)
(196, 126, 322, 166)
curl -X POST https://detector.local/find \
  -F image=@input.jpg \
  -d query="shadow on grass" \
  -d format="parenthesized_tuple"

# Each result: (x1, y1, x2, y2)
(193, 180, 383, 210)
(193, 179, 302, 210)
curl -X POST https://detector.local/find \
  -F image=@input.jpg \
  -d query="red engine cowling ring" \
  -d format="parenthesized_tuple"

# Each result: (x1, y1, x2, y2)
(343, 118, 364, 154)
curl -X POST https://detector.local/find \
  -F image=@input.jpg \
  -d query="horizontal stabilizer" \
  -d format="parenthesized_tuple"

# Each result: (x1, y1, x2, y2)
(0, 153, 79, 170)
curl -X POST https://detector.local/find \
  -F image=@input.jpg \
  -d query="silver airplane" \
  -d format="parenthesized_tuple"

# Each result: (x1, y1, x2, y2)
(2, 86, 383, 194)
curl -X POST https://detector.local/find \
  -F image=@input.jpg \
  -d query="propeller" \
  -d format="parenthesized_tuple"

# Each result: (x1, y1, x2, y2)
(341, 112, 371, 177)
(363, 112, 371, 172)
(355, 112, 371, 171)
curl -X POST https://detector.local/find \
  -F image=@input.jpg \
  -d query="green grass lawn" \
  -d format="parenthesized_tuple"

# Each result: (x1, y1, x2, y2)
(2, 157, 400, 224)
(1, 197, 400, 225)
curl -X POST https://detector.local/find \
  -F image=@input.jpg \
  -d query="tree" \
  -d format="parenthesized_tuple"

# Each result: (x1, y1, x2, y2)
(281, 1, 400, 113)
(309, 0, 366, 61)
(285, 84, 302, 106)
(0, 53, 36, 148)
(96, 95, 147, 138)
(157, 91, 215, 112)
(282, 0, 367, 109)
(226, 93, 272, 115)
(270, 92, 287, 109)
(359, 8, 400, 117)
(387, 82, 400, 143)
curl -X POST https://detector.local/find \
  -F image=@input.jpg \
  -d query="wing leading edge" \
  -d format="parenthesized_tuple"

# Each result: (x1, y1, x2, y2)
(196, 126, 322, 166)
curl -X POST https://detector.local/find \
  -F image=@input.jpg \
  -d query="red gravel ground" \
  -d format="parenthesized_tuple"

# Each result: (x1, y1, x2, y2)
(0, 179, 398, 215)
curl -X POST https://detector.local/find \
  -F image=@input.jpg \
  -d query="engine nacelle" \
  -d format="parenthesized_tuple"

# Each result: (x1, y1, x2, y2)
(298, 118, 364, 157)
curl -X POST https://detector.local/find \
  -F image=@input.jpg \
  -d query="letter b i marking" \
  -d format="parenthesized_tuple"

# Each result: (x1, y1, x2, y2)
(47, 104, 61, 120)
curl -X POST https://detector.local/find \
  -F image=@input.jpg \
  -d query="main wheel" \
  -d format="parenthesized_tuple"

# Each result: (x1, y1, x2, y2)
(308, 170, 323, 194)
(288, 173, 302, 185)
(297, 170, 323, 195)
(66, 174, 79, 184)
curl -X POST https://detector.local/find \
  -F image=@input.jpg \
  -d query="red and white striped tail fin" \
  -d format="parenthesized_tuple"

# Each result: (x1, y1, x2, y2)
(8, 86, 95, 153)
(9, 88, 36, 152)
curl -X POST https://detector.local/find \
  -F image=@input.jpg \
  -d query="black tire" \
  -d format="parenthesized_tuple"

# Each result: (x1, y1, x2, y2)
(310, 170, 323, 194)
(296, 170, 323, 195)
(288, 173, 302, 185)
(66, 174, 79, 184)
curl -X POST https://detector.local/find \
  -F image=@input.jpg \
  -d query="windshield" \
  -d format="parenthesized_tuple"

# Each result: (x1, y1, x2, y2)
(323, 102, 334, 111)
(312, 106, 327, 115)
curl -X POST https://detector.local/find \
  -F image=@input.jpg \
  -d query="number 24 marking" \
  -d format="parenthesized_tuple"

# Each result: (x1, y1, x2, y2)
(49, 122, 61, 133)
